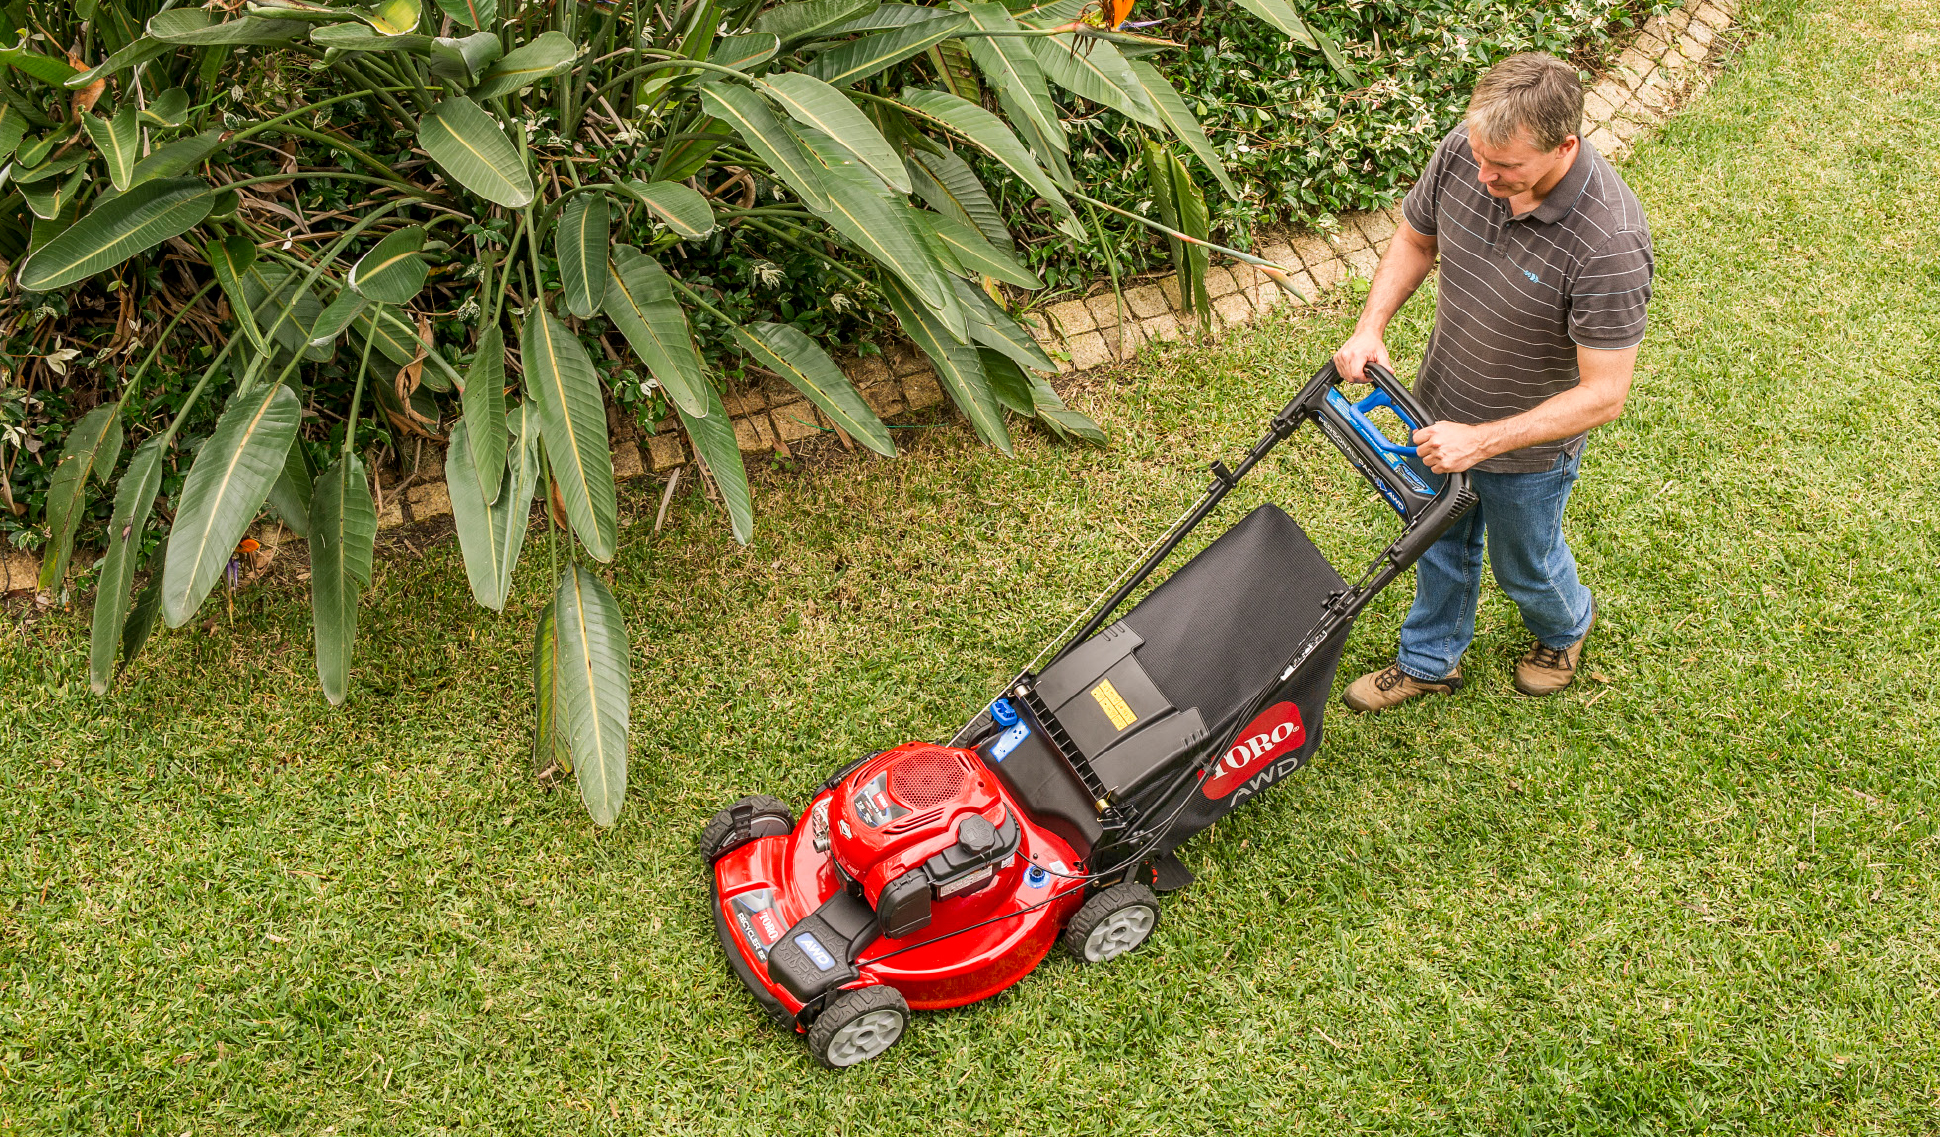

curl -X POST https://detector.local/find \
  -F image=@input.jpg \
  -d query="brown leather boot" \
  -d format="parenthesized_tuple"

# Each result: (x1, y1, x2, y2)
(1342, 664, 1463, 713)
(1513, 607, 1595, 696)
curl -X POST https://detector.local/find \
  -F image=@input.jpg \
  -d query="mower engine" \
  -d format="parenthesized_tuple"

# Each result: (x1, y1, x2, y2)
(825, 746, 1021, 938)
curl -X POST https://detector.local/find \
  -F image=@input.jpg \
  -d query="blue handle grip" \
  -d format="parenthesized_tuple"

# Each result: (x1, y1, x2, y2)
(1342, 386, 1420, 457)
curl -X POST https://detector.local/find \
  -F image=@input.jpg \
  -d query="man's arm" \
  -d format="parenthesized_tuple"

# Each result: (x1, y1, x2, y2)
(1410, 343, 1638, 473)
(1333, 220, 1438, 381)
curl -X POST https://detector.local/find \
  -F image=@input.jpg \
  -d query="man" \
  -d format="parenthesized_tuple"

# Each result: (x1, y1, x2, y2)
(1334, 52, 1653, 711)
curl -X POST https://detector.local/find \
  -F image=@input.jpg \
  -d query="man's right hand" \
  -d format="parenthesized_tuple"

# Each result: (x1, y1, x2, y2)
(1333, 329, 1394, 383)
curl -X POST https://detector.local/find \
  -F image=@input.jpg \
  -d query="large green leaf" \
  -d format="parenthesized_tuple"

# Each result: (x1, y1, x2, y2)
(470, 31, 576, 99)
(897, 88, 1073, 220)
(83, 104, 141, 192)
(797, 150, 964, 338)
(951, 278, 1056, 373)
(308, 454, 376, 705)
(1127, 59, 1239, 200)
(160, 383, 302, 627)
(1028, 370, 1106, 442)
(825, 4, 963, 34)
(733, 322, 894, 457)
(207, 234, 269, 353)
(348, 225, 429, 305)
(309, 289, 369, 347)
(697, 83, 832, 212)
(914, 210, 1039, 289)
(356, 0, 423, 35)
(522, 305, 617, 562)
(531, 600, 571, 771)
(754, 0, 876, 44)
(89, 436, 165, 694)
(500, 400, 543, 575)
(38, 403, 123, 594)
(674, 381, 754, 545)
(427, 30, 503, 86)
(908, 147, 1009, 251)
(1227, 0, 1319, 49)
(460, 324, 508, 506)
(977, 347, 1036, 415)
(128, 130, 224, 188)
(434, 0, 498, 31)
(242, 264, 334, 362)
(883, 276, 1011, 454)
(266, 438, 314, 537)
(67, 37, 174, 90)
(761, 72, 909, 193)
(554, 563, 630, 827)
(309, 23, 434, 51)
(556, 193, 609, 318)
(602, 245, 709, 420)
(619, 179, 716, 239)
(0, 35, 80, 85)
(141, 88, 191, 129)
(1144, 139, 1210, 331)
(20, 169, 86, 222)
(17, 178, 215, 291)
(148, 10, 304, 45)
(710, 32, 780, 71)
(120, 535, 169, 672)
(956, 2, 1064, 155)
(801, 16, 966, 87)
(445, 413, 538, 611)
(417, 96, 534, 208)
(0, 105, 28, 163)
(1025, 29, 1159, 127)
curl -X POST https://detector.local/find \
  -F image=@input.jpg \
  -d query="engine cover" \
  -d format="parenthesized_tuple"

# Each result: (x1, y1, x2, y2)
(829, 743, 1017, 936)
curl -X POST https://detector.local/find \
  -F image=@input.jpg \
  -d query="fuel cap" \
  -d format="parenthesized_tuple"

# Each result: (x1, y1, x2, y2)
(957, 814, 996, 853)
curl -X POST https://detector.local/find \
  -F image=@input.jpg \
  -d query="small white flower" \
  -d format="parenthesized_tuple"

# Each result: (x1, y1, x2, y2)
(829, 293, 855, 313)
(44, 347, 80, 377)
(751, 260, 784, 290)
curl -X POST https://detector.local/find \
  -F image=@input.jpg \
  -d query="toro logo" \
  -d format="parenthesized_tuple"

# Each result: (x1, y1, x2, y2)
(1201, 702, 1305, 799)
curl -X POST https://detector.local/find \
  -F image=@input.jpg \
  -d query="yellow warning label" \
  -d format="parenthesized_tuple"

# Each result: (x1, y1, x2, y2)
(1090, 679, 1138, 731)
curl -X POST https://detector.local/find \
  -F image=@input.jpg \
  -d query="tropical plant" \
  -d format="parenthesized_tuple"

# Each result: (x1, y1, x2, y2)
(5, 0, 1317, 825)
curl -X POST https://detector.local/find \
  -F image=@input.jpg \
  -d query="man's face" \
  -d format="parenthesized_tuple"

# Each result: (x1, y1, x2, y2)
(1469, 128, 1578, 199)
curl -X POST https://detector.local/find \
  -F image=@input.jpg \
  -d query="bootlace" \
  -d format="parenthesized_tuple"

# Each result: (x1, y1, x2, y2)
(1527, 643, 1572, 671)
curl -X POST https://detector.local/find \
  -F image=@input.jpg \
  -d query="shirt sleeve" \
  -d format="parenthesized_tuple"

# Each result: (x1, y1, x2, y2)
(1569, 228, 1654, 350)
(1401, 129, 1462, 236)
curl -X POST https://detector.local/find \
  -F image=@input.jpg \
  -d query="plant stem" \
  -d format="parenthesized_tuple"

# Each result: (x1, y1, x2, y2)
(344, 310, 378, 457)
(120, 279, 217, 404)
(225, 86, 417, 147)
(266, 124, 426, 193)
(1073, 192, 1308, 298)
(742, 218, 872, 289)
(584, 56, 753, 110)
(158, 335, 242, 449)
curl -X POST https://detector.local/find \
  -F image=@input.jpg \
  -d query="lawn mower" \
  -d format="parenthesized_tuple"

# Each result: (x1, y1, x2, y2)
(702, 361, 1475, 1067)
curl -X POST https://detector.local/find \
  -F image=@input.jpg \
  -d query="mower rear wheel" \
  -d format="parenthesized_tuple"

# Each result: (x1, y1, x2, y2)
(699, 795, 795, 864)
(1062, 882, 1160, 963)
(807, 985, 908, 1068)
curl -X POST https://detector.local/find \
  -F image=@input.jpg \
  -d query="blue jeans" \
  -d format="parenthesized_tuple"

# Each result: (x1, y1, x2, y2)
(1395, 447, 1595, 682)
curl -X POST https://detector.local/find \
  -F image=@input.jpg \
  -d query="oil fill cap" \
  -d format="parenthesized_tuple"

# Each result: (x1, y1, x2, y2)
(958, 814, 997, 853)
(989, 698, 1019, 728)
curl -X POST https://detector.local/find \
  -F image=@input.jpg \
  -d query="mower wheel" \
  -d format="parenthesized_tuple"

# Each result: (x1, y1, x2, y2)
(699, 795, 795, 864)
(807, 985, 908, 1068)
(1062, 882, 1160, 964)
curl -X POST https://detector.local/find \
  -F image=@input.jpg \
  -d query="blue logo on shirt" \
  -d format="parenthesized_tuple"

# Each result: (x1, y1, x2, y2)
(1521, 268, 1541, 283)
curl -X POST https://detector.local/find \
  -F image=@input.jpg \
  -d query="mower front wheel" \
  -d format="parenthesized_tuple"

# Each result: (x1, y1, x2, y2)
(807, 985, 909, 1068)
(1062, 882, 1160, 964)
(699, 795, 795, 864)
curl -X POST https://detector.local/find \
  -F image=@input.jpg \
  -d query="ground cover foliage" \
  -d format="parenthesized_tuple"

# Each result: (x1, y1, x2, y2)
(5, 0, 1940, 1129)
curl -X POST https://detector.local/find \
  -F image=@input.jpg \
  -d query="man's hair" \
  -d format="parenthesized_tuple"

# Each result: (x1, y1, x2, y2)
(1466, 52, 1584, 152)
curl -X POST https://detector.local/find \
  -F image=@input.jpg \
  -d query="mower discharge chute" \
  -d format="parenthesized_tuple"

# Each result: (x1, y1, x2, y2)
(703, 362, 1475, 1067)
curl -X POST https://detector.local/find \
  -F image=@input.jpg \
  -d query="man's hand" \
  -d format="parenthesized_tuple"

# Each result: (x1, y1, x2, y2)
(1333, 330, 1393, 383)
(1411, 420, 1496, 474)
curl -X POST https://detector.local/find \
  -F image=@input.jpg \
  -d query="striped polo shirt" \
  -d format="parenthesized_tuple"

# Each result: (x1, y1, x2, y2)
(1401, 124, 1654, 472)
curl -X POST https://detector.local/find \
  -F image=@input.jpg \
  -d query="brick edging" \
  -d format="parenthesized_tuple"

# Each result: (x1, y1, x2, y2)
(1, 0, 1740, 594)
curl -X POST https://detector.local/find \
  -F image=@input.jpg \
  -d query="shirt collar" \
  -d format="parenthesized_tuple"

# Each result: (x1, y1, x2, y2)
(1517, 141, 1594, 224)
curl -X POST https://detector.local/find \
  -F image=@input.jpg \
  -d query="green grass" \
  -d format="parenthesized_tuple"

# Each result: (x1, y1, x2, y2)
(6, 0, 1940, 1131)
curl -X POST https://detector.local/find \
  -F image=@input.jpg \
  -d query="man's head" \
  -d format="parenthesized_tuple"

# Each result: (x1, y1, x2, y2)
(1465, 53, 1584, 200)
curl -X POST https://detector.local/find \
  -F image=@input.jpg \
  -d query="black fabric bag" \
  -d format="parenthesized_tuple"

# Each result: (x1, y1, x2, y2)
(1034, 504, 1353, 855)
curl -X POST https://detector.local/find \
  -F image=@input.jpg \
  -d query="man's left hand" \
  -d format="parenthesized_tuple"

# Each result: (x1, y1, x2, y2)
(1411, 421, 1494, 473)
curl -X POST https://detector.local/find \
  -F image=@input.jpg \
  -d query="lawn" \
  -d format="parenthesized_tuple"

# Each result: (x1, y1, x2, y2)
(5, 0, 1940, 1131)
